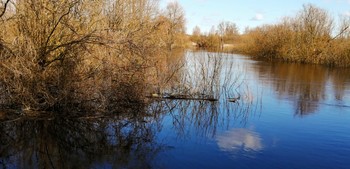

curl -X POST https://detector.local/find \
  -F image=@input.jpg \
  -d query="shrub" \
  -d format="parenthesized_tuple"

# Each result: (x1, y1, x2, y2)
(238, 4, 350, 67)
(0, 0, 184, 114)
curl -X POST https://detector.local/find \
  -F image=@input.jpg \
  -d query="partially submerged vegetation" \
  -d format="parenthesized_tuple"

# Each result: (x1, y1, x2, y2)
(147, 51, 245, 104)
(234, 4, 350, 67)
(190, 4, 350, 67)
(1, 1, 350, 116)
(0, 0, 186, 114)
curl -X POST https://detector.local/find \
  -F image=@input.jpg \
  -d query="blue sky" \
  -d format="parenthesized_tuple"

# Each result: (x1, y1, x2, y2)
(160, 0, 350, 34)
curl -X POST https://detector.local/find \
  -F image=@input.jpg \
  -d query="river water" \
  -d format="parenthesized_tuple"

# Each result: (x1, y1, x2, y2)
(1, 51, 350, 169)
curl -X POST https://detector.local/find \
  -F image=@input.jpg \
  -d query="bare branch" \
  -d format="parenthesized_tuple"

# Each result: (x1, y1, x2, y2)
(0, 0, 10, 18)
(44, 4, 74, 49)
(331, 26, 349, 41)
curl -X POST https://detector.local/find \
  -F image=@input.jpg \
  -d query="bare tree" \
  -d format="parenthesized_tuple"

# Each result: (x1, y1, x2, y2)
(190, 25, 201, 46)
(238, 4, 350, 66)
(192, 26, 201, 36)
(336, 16, 350, 39)
(217, 21, 239, 48)
(163, 1, 186, 51)
(0, 0, 172, 112)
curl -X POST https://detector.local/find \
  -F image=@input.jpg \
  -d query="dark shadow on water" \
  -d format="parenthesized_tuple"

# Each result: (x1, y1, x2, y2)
(0, 110, 166, 169)
(0, 51, 264, 169)
(0, 98, 260, 169)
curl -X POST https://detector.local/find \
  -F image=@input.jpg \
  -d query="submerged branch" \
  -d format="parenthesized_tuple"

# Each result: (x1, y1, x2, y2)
(146, 94, 218, 102)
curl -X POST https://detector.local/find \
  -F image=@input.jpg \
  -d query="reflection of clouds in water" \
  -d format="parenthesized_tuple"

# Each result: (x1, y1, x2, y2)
(216, 128, 263, 152)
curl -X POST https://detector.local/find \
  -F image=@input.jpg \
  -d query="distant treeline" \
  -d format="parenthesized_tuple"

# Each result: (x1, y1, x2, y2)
(190, 4, 350, 67)
(238, 4, 350, 67)
(190, 21, 240, 49)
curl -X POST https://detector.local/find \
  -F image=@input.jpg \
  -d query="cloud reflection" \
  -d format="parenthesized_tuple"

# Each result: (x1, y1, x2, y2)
(216, 128, 263, 153)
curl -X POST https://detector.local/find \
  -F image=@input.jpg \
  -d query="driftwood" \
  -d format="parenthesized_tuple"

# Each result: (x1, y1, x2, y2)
(146, 94, 218, 102)
(228, 95, 240, 103)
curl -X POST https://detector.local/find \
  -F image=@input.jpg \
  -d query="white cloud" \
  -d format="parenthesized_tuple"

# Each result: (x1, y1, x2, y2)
(216, 128, 263, 153)
(251, 13, 264, 21)
(344, 11, 350, 16)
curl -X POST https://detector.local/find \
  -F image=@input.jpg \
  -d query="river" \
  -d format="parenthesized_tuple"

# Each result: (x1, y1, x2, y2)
(1, 51, 350, 169)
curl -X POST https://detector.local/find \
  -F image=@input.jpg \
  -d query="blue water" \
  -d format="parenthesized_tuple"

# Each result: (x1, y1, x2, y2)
(1, 51, 349, 169)
(151, 51, 350, 169)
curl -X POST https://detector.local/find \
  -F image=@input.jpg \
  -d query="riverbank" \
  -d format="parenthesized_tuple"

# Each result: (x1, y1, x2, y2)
(232, 5, 350, 67)
(189, 4, 350, 67)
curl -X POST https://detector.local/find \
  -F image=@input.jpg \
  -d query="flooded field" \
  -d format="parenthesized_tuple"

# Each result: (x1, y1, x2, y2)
(1, 51, 350, 169)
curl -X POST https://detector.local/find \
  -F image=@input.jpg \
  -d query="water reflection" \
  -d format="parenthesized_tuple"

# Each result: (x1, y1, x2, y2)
(216, 128, 263, 153)
(0, 100, 260, 169)
(150, 51, 246, 103)
(329, 68, 350, 101)
(147, 51, 260, 138)
(0, 112, 164, 169)
(0, 51, 263, 168)
(252, 61, 350, 116)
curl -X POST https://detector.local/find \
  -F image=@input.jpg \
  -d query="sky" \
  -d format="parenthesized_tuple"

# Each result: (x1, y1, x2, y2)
(160, 0, 350, 34)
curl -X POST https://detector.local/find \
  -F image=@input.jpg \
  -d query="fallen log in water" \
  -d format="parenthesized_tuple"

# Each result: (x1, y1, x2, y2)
(146, 94, 218, 102)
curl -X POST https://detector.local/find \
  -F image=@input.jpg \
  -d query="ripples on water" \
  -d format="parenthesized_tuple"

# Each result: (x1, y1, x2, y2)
(1, 51, 350, 169)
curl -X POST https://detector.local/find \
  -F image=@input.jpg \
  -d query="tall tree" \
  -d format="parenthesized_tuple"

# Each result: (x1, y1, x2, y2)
(217, 21, 239, 48)
(163, 1, 186, 51)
